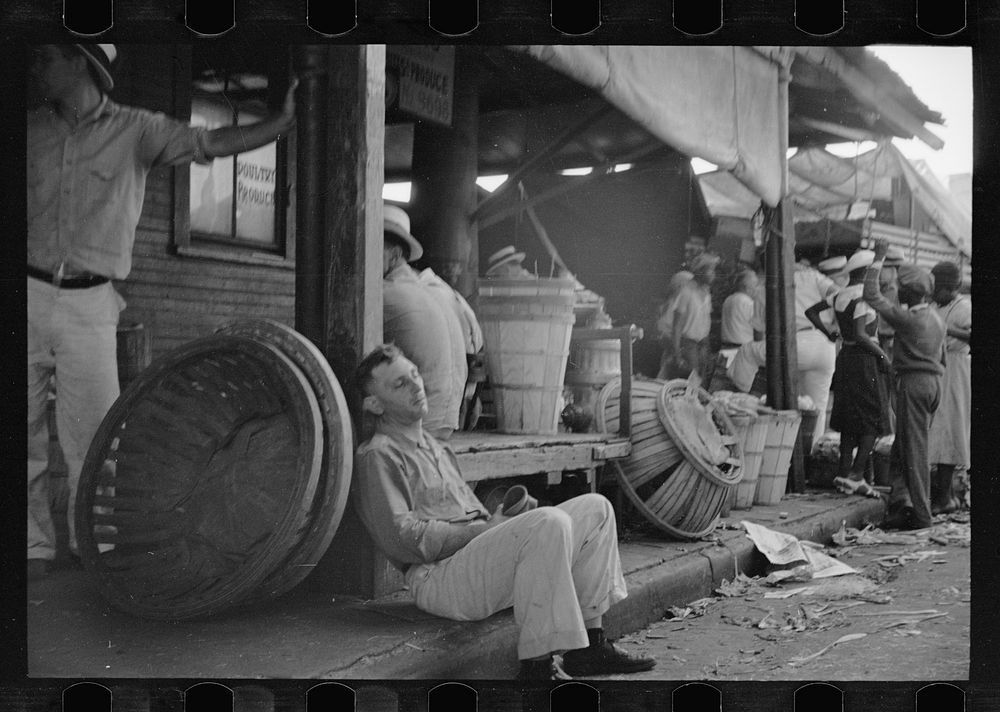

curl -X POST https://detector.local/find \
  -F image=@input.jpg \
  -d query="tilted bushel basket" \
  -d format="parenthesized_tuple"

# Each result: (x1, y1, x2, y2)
(75, 331, 332, 619)
(215, 319, 354, 604)
(597, 377, 744, 540)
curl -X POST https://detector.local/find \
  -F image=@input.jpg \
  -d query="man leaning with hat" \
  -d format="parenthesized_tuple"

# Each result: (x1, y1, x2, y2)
(863, 238, 946, 530)
(27, 45, 298, 578)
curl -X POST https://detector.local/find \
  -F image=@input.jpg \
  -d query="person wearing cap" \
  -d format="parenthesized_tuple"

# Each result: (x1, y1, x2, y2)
(864, 238, 946, 530)
(382, 203, 467, 440)
(827, 250, 893, 498)
(927, 261, 971, 515)
(26, 44, 298, 578)
(817, 255, 849, 288)
(792, 257, 844, 450)
(666, 253, 719, 380)
(352, 344, 655, 680)
(484, 245, 533, 279)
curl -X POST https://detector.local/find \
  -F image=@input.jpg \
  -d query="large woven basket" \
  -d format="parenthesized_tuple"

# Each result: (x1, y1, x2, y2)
(597, 378, 743, 539)
(75, 333, 326, 619)
(216, 319, 354, 603)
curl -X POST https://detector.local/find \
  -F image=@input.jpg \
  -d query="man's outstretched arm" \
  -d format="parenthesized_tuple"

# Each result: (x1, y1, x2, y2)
(202, 78, 299, 158)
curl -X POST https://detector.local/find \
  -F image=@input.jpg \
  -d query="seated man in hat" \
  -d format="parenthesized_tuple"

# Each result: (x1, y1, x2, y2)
(382, 203, 467, 439)
(352, 344, 656, 680)
(27, 44, 298, 578)
(863, 239, 946, 530)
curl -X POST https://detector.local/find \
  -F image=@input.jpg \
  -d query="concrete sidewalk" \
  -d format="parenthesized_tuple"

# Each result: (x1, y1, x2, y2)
(26, 490, 885, 680)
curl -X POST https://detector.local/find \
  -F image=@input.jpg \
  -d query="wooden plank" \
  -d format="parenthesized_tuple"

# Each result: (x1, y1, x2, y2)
(456, 442, 611, 481)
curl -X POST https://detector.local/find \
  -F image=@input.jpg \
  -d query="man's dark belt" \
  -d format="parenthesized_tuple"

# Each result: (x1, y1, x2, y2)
(28, 265, 110, 289)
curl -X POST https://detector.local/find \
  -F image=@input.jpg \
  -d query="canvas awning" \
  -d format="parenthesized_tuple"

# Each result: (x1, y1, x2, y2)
(698, 141, 971, 256)
(511, 45, 793, 207)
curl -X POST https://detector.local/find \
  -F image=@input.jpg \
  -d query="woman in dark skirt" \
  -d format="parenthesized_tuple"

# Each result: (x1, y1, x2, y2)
(829, 250, 892, 497)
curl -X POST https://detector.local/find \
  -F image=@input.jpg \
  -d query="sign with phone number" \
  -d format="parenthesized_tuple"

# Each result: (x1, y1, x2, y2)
(388, 46, 455, 126)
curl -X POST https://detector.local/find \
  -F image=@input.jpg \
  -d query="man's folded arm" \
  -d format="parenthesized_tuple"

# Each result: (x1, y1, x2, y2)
(355, 449, 488, 564)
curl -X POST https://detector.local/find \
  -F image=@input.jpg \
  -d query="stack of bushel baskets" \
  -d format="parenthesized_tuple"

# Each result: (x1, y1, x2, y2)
(596, 377, 745, 539)
(74, 320, 354, 619)
(710, 391, 803, 508)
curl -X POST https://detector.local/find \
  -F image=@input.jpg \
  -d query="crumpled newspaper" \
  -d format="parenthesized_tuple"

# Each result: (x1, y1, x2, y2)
(742, 521, 858, 583)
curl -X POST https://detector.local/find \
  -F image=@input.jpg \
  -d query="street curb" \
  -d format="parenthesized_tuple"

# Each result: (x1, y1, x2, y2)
(346, 496, 886, 679)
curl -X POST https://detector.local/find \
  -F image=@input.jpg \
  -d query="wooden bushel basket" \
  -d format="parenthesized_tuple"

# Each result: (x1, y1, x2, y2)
(75, 333, 324, 619)
(729, 415, 768, 509)
(477, 278, 576, 433)
(754, 410, 802, 505)
(597, 378, 743, 540)
(216, 319, 354, 603)
(565, 334, 621, 428)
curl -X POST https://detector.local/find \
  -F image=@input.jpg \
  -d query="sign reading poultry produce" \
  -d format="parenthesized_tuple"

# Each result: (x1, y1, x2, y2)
(387, 46, 455, 126)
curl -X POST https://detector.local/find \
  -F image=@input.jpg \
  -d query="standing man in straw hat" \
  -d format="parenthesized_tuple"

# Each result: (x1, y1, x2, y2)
(27, 44, 298, 578)
(382, 202, 466, 439)
(864, 239, 946, 530)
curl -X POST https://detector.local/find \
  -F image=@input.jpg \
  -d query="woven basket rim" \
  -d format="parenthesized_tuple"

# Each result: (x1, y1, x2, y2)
(75, 333, 324, 619)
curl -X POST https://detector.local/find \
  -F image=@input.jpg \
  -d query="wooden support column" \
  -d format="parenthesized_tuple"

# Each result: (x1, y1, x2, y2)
(764, 61, 805, 492)
(408, 47, 482, 296)
(293, 45, 392, 598)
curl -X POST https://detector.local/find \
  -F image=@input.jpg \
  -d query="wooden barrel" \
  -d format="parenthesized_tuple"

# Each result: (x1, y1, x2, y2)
(116, 322, 152, 390)
(565, 334, 621, 428)
(729, 415, 768, 509)
(476, 278, 576, 434)
(598, 378, 743, 540)
(754, 410, 802, 505)
(75, 333, 324, 619)
(216, 319, 354, 603)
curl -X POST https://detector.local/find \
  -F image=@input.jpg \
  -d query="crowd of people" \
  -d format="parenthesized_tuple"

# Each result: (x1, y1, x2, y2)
(655, 236, 970, 531)
(26, 43, 970, 681)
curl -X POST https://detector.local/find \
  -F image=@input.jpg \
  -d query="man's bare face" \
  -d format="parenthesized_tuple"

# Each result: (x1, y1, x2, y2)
(366, 355, 428, 422)
(29, 45, 83, 103)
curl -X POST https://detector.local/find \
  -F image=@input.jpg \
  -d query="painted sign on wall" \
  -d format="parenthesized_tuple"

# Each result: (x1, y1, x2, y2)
(387, 45, 455, 126)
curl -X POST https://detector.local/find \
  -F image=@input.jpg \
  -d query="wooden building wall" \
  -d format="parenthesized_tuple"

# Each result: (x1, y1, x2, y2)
(110, 45, 296, 361)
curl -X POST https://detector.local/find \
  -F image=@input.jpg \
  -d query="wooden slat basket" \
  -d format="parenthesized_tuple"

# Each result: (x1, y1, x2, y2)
(215, 319, 354, 603)
(754, 410, 802, 505)
(596, 378, 743, 539)
(476, 277, 576, 434)
(75, 331, 331, 619)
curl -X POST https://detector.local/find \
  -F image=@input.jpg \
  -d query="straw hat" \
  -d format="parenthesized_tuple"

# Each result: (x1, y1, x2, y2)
(884, 246, 907, 266)
(817, 256, 847, 274)
(844, 250, 875, 273)
(485, 245, 527, 275)
(383, 203, 423, 262)
(75, 44, 116, 92)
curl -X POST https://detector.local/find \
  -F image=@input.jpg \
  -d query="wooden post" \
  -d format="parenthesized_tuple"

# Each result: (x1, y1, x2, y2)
(409, 47, 482, 296)
(293, 45, 393, 598)
(765, 62, 806, 492)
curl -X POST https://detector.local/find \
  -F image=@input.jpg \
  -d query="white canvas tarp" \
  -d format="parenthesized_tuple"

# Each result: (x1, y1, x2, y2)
(699, 142, 971, 255)
(512, 45, 790, 207)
